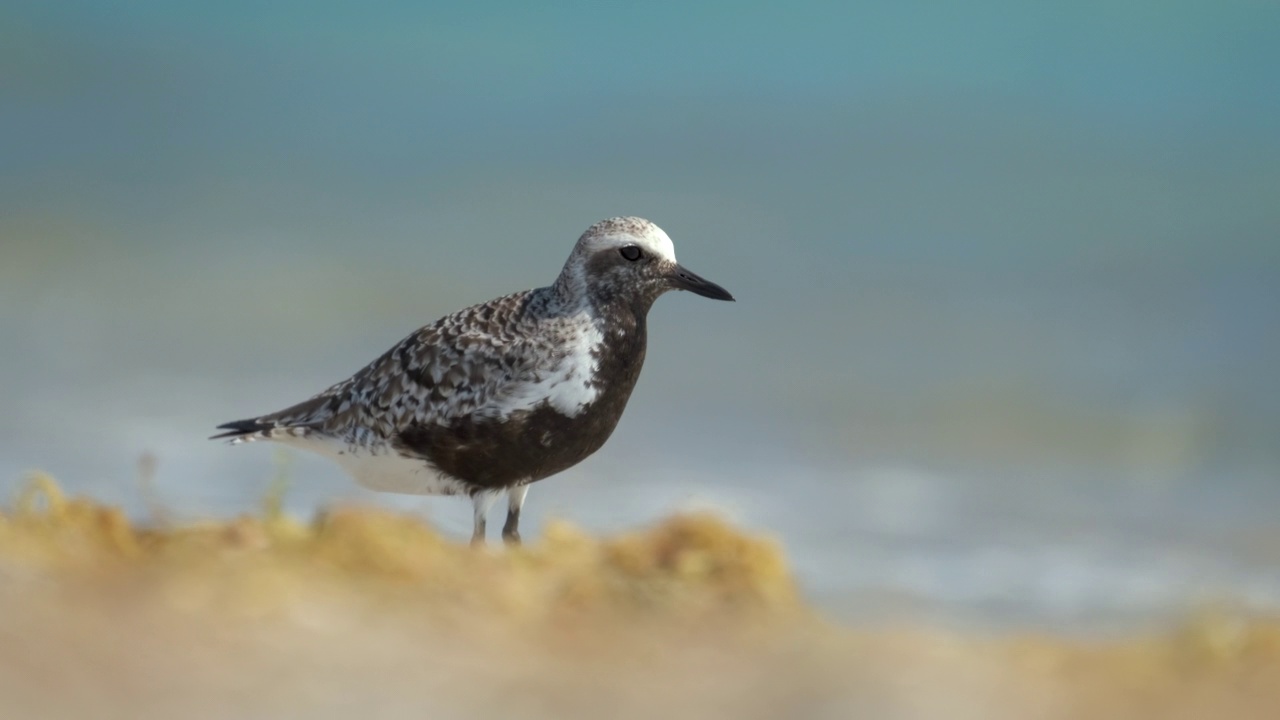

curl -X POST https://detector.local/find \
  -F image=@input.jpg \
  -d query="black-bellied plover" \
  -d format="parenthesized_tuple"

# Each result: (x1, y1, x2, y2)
(212, 217, 734, 544)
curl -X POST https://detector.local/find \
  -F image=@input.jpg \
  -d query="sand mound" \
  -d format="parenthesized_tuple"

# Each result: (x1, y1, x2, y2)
(1, 474, 1278, 719)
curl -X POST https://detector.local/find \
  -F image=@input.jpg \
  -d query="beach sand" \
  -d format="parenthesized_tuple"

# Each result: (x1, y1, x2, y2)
(1, 475, 1277, 720)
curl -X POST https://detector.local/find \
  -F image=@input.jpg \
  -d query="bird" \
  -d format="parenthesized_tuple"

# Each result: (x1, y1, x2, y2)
(211, 217, 734, 545)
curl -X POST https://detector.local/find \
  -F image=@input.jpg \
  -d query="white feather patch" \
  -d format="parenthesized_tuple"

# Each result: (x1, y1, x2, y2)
(484, 319, 603, 419)
(577, 217, 678, 263)
(272, 433, 467, 496)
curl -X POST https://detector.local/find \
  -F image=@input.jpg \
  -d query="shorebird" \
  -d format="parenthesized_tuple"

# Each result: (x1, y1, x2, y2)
(212, 217, 734, 544)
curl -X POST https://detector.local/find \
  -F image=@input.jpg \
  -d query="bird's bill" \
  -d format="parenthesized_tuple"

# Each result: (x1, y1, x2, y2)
(667, 264, 735, 301)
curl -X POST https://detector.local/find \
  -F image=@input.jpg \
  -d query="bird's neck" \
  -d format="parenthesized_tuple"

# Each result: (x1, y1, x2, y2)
(549, 257, 588, 305)
(548, 269, 657, 323)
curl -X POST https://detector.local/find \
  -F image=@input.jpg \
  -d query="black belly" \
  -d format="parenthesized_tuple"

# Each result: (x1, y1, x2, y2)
(398, 398, 630, 491)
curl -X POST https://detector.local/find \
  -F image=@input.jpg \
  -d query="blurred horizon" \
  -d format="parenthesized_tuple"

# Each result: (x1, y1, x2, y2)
(2, 1, 1278, 630)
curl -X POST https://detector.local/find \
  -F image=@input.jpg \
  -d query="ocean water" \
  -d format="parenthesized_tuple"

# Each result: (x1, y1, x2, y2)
(3, 241, 1277, 633)
(3, 1, 1278, 633)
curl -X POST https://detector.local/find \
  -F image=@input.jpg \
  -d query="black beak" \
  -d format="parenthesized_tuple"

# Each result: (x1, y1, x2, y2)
(669, 263, 735, 301)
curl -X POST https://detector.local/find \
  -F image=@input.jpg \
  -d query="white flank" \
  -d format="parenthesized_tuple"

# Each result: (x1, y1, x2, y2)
(272, 434, 467, 496)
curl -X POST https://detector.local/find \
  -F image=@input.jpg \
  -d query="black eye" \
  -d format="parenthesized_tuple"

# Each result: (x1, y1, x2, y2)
(619, 245, 643, 261)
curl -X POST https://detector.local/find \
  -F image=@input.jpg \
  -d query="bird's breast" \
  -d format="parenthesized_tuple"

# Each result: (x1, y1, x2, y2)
(396, 314, 648, 490)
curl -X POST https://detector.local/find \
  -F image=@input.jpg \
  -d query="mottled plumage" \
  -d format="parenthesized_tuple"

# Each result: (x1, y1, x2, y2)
(213, 216, 734, 544)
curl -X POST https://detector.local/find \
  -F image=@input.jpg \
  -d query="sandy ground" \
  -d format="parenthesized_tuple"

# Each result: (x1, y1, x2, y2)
(1, 476, 1278, 720)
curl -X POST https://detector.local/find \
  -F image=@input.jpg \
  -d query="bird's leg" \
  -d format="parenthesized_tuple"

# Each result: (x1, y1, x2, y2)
(471, 491, 498, 546)
(502, 485, 529, 545)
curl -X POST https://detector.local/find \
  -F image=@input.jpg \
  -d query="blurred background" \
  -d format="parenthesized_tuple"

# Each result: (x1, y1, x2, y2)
(2, 1, 1277, 632)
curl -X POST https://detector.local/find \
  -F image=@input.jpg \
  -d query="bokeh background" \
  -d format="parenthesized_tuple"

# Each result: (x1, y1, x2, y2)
(3, 1, 1278, 631)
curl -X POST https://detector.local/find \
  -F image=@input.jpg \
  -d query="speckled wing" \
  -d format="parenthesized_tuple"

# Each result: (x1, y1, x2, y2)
(211, 290, 552, 443)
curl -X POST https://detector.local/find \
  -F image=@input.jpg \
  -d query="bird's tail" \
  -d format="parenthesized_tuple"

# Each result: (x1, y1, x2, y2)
(212, 394, 335, 443)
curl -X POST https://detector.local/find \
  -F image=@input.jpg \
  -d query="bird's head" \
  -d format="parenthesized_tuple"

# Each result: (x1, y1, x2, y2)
(558, 217, 735, 310)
